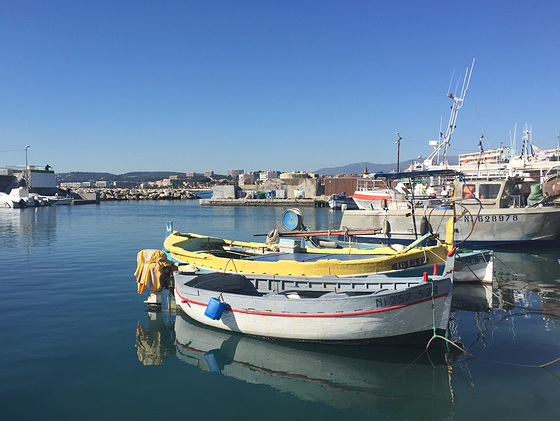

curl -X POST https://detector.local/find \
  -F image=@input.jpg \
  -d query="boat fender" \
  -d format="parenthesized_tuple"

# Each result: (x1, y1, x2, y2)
(266, 228, 279, 244)
(178, 263, 197, 273)
(419, 216, 432, 236)
(423, 272, 428, 283)
(382, 219, 390, 236)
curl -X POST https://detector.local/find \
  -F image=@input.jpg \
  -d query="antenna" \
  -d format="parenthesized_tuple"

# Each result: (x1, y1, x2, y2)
(447, 68, 455, 97)
(512, 121, 517, 156)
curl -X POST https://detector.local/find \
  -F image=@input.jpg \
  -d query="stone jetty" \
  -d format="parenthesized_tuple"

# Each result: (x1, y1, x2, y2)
(200, 197, 329, 207)
(73, 188, 200, 202)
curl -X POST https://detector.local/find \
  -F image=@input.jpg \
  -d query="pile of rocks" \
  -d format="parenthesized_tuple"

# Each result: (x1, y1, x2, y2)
(75, 188, 200, 201)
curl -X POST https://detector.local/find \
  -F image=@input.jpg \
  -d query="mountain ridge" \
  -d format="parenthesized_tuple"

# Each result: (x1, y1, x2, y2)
(56, 158, 458, 182)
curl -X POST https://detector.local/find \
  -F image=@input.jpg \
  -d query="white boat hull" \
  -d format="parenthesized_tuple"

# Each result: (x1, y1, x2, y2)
(174, 272, 453, 343)
(340, 206, 560, 247)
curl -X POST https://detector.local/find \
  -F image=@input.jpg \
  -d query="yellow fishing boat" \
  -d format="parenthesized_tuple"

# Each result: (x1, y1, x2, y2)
(163, 219, 454, 277)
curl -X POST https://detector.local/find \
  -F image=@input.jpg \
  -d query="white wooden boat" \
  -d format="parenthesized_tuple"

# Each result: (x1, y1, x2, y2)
(173, 269, 453, 344)
(163, 228, 452, 277)
(453, 249, 493, 283)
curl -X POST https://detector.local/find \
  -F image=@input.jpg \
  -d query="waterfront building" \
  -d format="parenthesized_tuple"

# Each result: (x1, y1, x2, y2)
(259, 170, 280, 182)
(227, 169, 244, 179)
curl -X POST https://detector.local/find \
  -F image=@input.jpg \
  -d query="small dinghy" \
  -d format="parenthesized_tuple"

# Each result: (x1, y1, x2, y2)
(173, 269, 453, 344)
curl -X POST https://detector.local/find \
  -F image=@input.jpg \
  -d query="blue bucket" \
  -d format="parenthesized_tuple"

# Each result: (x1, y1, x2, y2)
(204, 297, 225, 320)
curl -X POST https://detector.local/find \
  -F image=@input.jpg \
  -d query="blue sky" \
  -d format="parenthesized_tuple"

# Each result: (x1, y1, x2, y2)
(1, 1, 559, 174)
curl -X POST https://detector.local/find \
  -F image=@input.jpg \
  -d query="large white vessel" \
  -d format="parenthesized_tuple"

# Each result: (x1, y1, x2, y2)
(341, 169, 560, 247)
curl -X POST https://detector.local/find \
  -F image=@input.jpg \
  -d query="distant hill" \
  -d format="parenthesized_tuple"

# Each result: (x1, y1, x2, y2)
(314, 157, 458, 176)
(56, 171, 192, 183)
(57, 158, 459, 182)
(314, 160, 415, 176)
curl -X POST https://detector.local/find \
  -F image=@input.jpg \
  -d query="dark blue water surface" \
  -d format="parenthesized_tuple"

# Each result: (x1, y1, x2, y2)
(1, 200, 559, 420)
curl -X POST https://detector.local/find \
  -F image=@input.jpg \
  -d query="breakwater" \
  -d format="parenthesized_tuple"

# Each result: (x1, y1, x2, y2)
(73, 188, 200, 202)
(200, 198, 329, 207)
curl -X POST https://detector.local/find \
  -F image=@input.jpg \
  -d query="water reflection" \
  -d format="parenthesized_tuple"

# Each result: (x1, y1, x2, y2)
(174, 315, 454, 418)
(452, 283, 493, 313)
(135, 311, 175, 366)
(136, 311, 454, 419)
(492, 246, 560, 322)
(493, 246, 560, 283)
(0, 207, 58, 248)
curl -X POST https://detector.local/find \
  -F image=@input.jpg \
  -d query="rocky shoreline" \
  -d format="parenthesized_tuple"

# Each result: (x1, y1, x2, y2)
(73, 188, 201, 202)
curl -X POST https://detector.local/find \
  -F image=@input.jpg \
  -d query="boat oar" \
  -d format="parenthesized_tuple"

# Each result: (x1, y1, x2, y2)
(254, 228, 380, 238)
(402, 232, 434, 252)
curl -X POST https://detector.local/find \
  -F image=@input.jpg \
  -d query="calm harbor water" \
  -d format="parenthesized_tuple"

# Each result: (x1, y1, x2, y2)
(1, 199, 559, 420)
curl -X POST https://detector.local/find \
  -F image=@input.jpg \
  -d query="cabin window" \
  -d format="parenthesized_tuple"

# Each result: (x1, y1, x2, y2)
(478, 184, 500, 200)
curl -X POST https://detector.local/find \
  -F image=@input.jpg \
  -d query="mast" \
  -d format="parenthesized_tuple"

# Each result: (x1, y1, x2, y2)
(522, 125, 531, 165)
(395, 132, 402, 171)
(424, 58, 475, 167)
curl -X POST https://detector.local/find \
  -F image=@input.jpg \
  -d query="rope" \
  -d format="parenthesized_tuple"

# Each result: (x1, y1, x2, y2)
(430, 278, 437, 337)
(420, 282, 560, 372)
(222, 258, 238, 273)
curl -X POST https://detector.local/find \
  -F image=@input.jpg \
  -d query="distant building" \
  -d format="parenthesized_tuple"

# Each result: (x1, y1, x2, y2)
(459, 147, 513, 166)
(60, 182, 94, 188)
(168, 174, 186, 186)
(227, 169, 244, 179)
(259, 170, 279, 182)
(323, 175, 359, 196)
(277, 171, 321, 198)
(204, 170, 214, 178)
(239, 173, 255, 184)
(113, 180, 138, 187)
